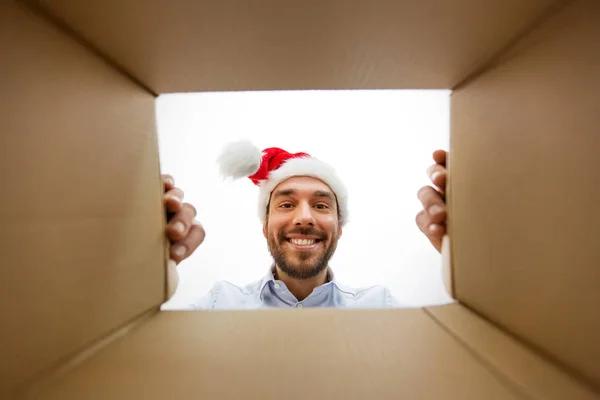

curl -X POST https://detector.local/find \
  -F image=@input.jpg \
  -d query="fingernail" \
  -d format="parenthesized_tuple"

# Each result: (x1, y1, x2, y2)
(429, 224, 438, 233)
(429, 205, 443, 216)
(431, 171, 440, 182)
(170, 195, 182, 204)
(173, 245, 187, 258)
(173, 222, 185, 233)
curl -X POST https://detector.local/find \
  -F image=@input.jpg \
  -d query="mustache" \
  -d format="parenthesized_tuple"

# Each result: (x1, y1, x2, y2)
(278, 227, 327, 241)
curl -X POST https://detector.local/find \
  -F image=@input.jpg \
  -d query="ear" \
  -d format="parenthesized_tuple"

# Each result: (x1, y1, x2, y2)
(337, 223, 343, 240)
(263, 218, 268, 239)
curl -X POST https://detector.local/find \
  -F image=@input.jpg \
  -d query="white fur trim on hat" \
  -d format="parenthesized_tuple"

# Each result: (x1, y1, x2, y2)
(216, 140, 262, 179)
(258, 157, 349, 226)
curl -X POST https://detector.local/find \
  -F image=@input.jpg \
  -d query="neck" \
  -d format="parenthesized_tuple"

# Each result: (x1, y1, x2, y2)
(274, 265, 329, 301)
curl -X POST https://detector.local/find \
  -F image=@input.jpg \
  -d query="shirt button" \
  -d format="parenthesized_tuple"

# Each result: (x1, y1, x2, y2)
(296, 303, 303, 309)
(274, 283, 280, 289)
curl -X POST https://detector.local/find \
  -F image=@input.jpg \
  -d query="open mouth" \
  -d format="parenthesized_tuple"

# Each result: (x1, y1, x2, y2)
(286, 237, 322, 249)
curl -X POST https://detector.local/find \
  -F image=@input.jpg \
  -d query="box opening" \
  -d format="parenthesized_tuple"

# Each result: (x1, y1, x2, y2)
(155, 89, 453, 310)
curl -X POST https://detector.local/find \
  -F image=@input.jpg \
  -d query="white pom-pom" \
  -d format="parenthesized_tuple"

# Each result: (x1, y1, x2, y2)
(216, 140, 263, 179)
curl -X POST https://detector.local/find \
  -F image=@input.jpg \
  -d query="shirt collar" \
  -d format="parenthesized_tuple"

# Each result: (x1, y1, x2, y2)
(258, 264, 346, 300)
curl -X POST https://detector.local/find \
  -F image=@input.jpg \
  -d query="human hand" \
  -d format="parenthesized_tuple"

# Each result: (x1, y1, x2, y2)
(416, 150, 447, 253)
(162, 174, 206, 297)
(163, 174, 206, 263)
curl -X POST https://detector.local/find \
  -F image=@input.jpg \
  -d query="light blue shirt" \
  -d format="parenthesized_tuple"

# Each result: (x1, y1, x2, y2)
(177, 267, 399, 310)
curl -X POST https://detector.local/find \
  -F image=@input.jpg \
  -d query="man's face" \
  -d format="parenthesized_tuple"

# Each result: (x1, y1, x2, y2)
(263, 176, 342, 280)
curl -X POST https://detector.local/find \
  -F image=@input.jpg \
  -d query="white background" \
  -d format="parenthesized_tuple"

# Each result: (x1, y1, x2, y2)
(156, 90, 453, 309)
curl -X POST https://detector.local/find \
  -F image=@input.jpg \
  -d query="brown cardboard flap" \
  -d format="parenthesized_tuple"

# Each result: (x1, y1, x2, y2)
(22, 307, 523, 400)
(36, 0, 561, 93)
(427, 304, 600, 399)
(0, 1, 165, 396)
(449, 0, 600, 390)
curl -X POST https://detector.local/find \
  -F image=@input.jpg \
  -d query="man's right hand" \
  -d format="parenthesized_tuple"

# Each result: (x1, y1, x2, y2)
(416, 150, 447, 253)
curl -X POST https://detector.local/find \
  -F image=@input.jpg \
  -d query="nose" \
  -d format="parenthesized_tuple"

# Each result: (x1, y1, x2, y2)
(293, 202, 315, 226)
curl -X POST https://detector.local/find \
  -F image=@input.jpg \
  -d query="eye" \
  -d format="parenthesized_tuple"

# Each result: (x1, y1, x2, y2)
(315, 204, 329, 209)
(279, 203, 293, 209)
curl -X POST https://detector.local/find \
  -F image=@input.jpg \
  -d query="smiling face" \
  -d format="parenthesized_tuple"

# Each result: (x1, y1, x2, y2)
(263, 176, 343, 280)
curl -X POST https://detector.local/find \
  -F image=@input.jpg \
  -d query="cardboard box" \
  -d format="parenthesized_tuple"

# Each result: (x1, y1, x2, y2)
(1, 0, 598, 398)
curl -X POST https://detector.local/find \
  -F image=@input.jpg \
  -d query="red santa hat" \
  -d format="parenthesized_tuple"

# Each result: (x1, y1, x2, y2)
(216, 140, 349, 226)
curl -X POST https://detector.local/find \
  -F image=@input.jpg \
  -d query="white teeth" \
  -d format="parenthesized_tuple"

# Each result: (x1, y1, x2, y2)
(290, 238, 315, 246)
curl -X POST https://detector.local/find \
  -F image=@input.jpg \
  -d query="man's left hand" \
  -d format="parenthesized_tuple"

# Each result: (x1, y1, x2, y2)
(416, 150, 447, 253)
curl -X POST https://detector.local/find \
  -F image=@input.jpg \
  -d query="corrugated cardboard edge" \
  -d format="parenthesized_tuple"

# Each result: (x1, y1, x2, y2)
(424, 304, 600, 400)
(14, 307, 159, 400)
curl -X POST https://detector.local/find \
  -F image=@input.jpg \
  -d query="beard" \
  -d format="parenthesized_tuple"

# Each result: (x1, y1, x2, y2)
(267, 226, 338, 280)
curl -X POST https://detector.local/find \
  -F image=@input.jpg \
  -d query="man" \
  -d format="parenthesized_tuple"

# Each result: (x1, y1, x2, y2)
(162, 141, 448, 309)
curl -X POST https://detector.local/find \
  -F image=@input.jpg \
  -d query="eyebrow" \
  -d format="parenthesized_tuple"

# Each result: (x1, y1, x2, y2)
(272, 189, 296, 200)
(313, 190, 335, 201)
(272, 189, 335, 201)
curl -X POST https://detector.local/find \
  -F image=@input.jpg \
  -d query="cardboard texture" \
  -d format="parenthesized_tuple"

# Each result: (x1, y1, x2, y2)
(22, 310, 523, 400)
(449, 0, 600, 388)
(0, 0, 165, 396)
(2, 0, 599, 399)
(38, 0, 563, 93)
(427, 304, 600, 400)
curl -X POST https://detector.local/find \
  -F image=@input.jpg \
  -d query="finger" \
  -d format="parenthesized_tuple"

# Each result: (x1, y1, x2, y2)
(415, 209, 429, 233)
(162, 174, 176, 192)
(428, 223, 447, 238)
(416, 210, 445, 252)
(164, 188, 184, 214)
(166, 259, 179, 299)
(432, 150, 447, 167)
(170, 221, 206, 263)
(415, 210, 446, 237)
(417, 186, 447, 224)
(426, 164, 447, 193)
(166, 202, 197, 241)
